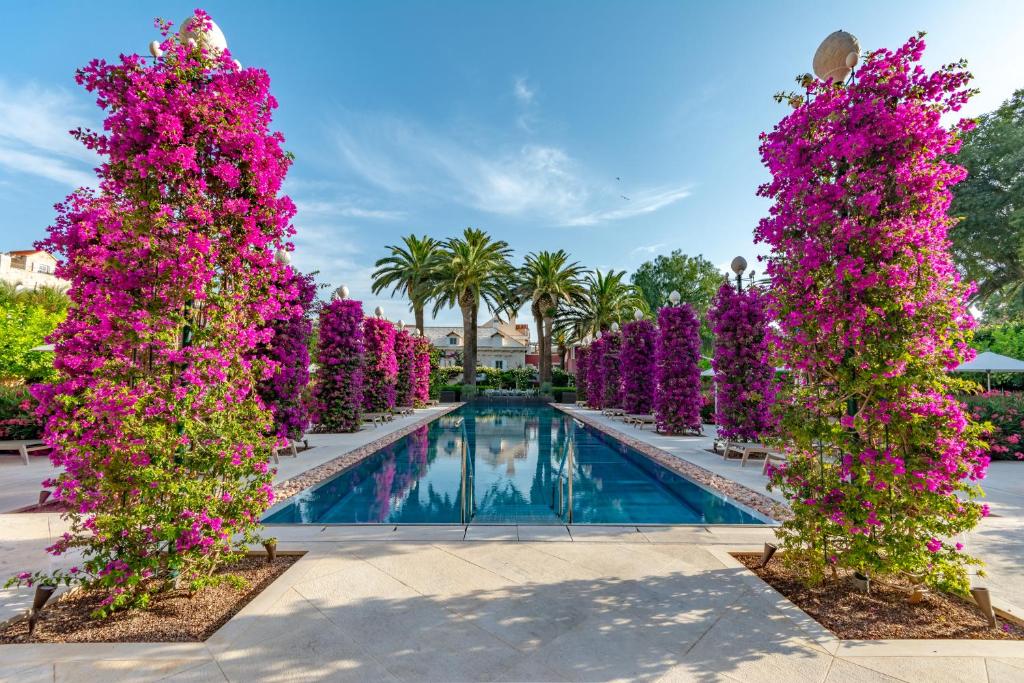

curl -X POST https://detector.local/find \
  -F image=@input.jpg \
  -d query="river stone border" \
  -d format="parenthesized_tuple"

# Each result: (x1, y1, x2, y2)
(555, 405, 791, 522)
(272, 404, 462, 504)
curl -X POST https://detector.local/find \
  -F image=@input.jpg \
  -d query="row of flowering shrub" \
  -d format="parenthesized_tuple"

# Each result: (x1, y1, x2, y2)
(962, 391, 1024, 460)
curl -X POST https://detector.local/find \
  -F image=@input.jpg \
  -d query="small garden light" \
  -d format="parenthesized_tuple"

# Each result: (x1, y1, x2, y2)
(668, 290, 681, 306)
(274, 248, 291, 266)
(333, 285, 349, 300)
(374, 306, 385, 318)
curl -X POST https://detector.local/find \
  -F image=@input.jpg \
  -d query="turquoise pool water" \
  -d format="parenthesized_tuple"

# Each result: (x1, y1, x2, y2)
(263, 404, 767, 525)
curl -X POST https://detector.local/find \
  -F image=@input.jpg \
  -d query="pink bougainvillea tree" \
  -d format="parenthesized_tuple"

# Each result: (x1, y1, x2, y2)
(412, 335, 432, 407)
(257, 271, 315, 441)
(363, 316, 398, 412)
(654, 304, 703, 433)
(600, 330, 624, 409)
(313, 298, 365, 432)
(16, 11, 296, 614)
(394, 329, 416, 408)
(574, 345, 590, 403)
(756, 35, 988, 592)
(708, 282, 776, 441)
(586, 337, 606, 409)
(621, 318, 657, 415)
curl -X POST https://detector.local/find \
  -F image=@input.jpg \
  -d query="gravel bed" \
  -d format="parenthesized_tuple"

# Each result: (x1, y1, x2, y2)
(0, 554, 300, 643)
(734, 553, 1024, 640)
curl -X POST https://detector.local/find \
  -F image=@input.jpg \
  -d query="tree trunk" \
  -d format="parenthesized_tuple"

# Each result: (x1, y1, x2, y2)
(414, 305, 425, 336)
(532, 302, 545, 383)
(461, 292, 477, 386)
(543, 316, 555, 382)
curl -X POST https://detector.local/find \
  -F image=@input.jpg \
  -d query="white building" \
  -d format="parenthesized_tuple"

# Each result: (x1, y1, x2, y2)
(415, 316, 530, 369)
(0, 250, 70, 291)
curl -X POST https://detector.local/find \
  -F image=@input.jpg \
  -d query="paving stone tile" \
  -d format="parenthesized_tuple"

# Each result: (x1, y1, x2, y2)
(825, 659, 903, 682)
(986, 658, 1024, 683)
(55, 659, 217, 683)
(842, 656, 988, 683)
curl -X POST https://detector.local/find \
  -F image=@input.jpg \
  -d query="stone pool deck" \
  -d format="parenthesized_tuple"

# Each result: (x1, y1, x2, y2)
(1, 404, 1023, 681)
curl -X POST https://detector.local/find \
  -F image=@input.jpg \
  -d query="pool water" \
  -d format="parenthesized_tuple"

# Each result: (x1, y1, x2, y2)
(263, 404, 767, 525)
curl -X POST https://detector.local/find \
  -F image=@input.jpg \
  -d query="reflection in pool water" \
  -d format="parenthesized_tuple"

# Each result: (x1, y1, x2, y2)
(263, 404, 767, 525)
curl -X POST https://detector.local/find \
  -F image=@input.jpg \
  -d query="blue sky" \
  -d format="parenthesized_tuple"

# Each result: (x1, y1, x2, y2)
(2, 1, 1022, 325)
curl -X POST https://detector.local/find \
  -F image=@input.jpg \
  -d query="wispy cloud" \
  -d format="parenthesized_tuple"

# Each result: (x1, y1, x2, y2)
(330, 111, 690, 228)
(631, 242, 667, 256)
(513, 76, 535, 105)
(563, 185, 692, 227)
(0, 80, 97, 188)
(293, 199, 406, 221)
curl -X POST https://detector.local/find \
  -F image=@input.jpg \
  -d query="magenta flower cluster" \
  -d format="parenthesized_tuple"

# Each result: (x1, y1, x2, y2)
(257, 271, 316, 440)
(586, 337, 606, 409)
(708, 283, 776, 441)
(412, 335, 432, 407)
(574, 346, 590, 401)
(600, 330, 623, 409)
(23, 10, 296, 614)
(314, 299, 365, 432)
(654, 304, 703, 434)
(362, 317, 398, 412)
(394, 330, 417, 408)
(620, 319, 656, 415)
(755, 35, 989, 592)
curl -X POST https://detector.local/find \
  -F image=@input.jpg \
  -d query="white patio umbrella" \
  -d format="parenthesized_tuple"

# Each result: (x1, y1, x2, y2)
(29, 344, 55, 352)
(953, 351, 1024, 391)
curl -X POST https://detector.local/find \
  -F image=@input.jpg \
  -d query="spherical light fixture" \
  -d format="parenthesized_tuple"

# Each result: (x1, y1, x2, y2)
(274, 248, 291, 266)
(179, 15, 228, 54)
(668, 290, 681, 306)
(374, 306, 384, 318)
(610, 322, 620, 333)
(148, 40, 163, 58)
(634, 308, 643, 321)
(333, 285, 349, 301)
(397, 319, 405, 330)
(731, 256, 748, 275)
(812, 30, 860, 83)
(233, 59, 242, 70)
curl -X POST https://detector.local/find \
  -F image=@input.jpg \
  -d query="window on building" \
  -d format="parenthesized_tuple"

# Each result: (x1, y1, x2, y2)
(448, 336, 457, 345)
(36, 264, 51, 274)
(494, 360, 504, 369)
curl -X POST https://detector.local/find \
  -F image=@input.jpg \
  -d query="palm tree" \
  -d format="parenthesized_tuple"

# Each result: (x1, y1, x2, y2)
(555, 269, 647, 343)
(515, 250, 586, 385)
(429, 228, 514, 386)
(371, 234, 442, 334)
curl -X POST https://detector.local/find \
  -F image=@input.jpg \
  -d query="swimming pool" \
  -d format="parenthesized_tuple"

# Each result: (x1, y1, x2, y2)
(263, 404, 768, 525)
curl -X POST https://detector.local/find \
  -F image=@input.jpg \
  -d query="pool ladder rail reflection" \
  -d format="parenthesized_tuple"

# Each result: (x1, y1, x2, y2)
(551, 437, 575, 523)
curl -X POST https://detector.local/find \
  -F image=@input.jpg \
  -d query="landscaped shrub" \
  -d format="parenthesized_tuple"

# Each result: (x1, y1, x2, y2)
(756, 35, 989, 594)
(17, 11, 296, 615)
(962, 391, 1024, 461)
(587, 337, 606, 408)
(0, 385, 41, 440)
(363, 317, 398, 412)
(413, 335, 432, 406)
(708, 282, 776, 441)
(0, 286, 68, 384)
(394, 329, 416, 407)
(552, 367, 572, 388)
(257, 271, 315, 440)
(575, 346, 590, 402)
(621, 319, 656, 415)
(601, 330, 623, 408)
(314, 299, 365, 431)
(654, 304, 703, 433)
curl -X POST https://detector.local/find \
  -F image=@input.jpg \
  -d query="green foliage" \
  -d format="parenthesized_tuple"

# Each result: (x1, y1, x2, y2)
(950, 89, 1024, 320)
(0, 284, 68, 383)
(630, 250, 723, 351)
(555, 270, 647, 342)
(551, 367, 572, 387)
(372, 234, 443, 332)
(514, 250, 586, 384)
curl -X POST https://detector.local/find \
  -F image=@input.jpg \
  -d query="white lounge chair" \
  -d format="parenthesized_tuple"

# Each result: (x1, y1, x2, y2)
(0, 440, 48, 466)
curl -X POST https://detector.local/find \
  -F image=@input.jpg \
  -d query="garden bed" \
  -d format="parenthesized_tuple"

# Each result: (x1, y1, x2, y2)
(734, 553, 1024, 640)
(0, 553, 301, 643)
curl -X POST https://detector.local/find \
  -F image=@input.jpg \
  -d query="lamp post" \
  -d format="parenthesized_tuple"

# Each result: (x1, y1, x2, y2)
(731, 256, 748, 293)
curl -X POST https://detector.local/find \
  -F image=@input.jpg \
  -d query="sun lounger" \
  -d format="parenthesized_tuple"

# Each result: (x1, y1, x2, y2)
(624, 414, 656, 429)
(723, 442, 773, 467)
(762, 450, 787, 474)
(0, 440, 48, 466)
(363, 413, 389, 428)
